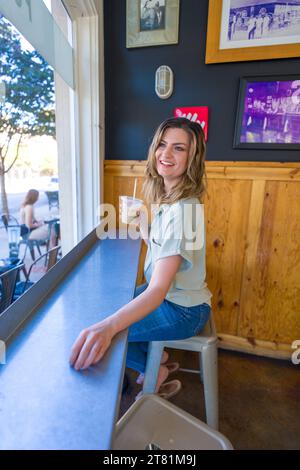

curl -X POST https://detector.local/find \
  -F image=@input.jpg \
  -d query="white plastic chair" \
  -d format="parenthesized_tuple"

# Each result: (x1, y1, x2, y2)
(142, 312, 219, 430)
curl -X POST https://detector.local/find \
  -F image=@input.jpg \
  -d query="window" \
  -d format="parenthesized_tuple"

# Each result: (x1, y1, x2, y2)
(0, 0, 103, 255)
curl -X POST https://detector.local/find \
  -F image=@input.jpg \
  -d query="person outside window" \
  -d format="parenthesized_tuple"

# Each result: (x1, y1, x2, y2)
(20, 189, 56, 247)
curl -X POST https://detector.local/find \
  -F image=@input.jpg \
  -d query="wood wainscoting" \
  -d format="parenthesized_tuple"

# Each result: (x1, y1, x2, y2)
(104, 160, 300, 359)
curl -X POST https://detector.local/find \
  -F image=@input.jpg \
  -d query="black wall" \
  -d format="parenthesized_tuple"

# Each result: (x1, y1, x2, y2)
(104, 0, 300, 162)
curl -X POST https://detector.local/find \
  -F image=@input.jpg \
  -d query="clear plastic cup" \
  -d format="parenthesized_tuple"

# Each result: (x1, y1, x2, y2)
(120, 196, 143, 224)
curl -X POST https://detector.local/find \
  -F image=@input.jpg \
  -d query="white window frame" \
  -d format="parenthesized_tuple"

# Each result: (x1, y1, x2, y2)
(54, 0, 104, 253)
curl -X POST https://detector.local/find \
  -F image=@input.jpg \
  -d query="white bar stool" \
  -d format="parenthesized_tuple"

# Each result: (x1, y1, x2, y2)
(142, 312, 219, 430)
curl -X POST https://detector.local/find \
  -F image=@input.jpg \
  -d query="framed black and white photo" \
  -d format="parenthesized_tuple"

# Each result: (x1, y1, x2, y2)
(126, 0, 180, 48)
(206, 0, 300, 63)
(234, 75, 300, 150)
(140, 0, 166, 31)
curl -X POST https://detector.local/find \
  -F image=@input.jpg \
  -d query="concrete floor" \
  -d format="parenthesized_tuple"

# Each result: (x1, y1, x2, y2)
(120, 348, 300, 450)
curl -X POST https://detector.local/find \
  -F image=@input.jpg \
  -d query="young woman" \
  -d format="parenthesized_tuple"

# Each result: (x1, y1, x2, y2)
(70, 117, 212, 399)
(20, 189, 56, 246)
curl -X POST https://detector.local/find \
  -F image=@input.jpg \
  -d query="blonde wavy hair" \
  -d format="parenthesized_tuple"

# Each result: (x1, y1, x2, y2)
(142, 117, 207, 205)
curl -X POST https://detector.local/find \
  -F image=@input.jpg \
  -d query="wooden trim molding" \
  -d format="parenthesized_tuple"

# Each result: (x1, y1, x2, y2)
(218, 334, 292, 360)
(104, 160, 300, 181)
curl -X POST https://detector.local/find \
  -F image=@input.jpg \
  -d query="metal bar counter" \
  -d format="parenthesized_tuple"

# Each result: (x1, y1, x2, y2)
(0, 229, 141, 450)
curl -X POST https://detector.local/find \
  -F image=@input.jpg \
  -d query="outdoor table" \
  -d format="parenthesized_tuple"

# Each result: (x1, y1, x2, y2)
(0, 258, 21, 275)
(0, 229, 141, 450)
(44, 217, 60, 240)
(44, 217, 60, 225)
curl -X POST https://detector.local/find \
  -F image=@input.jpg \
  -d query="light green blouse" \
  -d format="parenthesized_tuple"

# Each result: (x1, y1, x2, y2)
(144, 197, 212, 307)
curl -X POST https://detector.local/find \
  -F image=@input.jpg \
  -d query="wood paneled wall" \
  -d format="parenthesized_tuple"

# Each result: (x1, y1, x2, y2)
(104, 161, 300, 359)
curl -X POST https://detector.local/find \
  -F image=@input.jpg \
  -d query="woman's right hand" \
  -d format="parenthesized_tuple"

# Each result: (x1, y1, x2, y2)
(69, 319, 115, 370)
(134, 205, 147, 225)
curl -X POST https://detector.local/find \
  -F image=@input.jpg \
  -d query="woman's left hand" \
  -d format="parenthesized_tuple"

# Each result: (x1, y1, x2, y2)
(69, 320, 114, 370)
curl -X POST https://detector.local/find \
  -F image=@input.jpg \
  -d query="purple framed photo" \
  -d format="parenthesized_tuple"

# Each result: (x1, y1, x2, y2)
(234, 75, 300, 149)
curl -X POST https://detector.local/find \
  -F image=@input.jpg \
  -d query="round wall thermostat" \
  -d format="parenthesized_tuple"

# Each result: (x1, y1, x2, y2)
(155, 65, 174, 99)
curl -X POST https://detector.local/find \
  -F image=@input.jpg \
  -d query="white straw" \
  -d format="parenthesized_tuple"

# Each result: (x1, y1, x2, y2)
(133, 178, 137, 200)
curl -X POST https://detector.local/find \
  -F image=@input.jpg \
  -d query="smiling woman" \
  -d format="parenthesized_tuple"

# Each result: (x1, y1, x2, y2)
(155, 127, 190, 194)
(143, 117, 206, 205)
(70, 117, 212, 402)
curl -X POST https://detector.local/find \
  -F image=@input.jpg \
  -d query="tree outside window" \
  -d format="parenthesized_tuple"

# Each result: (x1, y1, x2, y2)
(0, 15, 55, 215)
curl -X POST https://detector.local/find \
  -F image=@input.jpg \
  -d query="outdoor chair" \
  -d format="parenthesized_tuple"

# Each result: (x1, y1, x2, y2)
(1, 214, 21, 258)
(0, 214, 19, 228)
(1, 214, 47, 261)
(0, 263, 25, 314)
(44, 218, 61, 252)
(142, 312, 219, 430)
(13, 245, 60, 300)
(45, 191, 59, 212)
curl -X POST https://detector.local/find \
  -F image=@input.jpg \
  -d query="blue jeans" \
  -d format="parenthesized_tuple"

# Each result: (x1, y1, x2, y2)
(126, 283, 211, 374)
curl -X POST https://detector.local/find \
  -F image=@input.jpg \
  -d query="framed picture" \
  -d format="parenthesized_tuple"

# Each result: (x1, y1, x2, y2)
(206, 0, 300, 63)
(233, 75, 300, 150)
(126, 0, 180, 48)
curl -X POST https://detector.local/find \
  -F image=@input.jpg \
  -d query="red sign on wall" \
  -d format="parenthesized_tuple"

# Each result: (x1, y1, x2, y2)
(173, 107, 209, 141)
